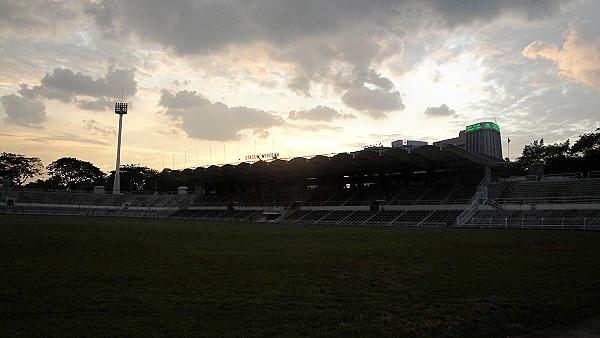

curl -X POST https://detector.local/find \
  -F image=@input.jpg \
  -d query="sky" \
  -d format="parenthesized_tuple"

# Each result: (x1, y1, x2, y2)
(1, 0, 599, 173)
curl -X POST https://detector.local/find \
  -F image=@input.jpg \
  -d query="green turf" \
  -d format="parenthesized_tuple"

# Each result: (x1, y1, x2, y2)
(1, 214, 600, 337)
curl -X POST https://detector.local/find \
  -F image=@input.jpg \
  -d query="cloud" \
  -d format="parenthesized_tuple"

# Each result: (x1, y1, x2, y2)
(76, 98, 114, 112)
(523, 27, 600, 91)
(286, 123, 345, 133)
(341, 86, 404, 119)
(288, 76, 311, 96)
(0, 0, 79, 36)
(83, 119, 116, 137)
(424, 104, 457, 118)
(287, 105, 355, 122)
(81, 0, 566, 120)
(13, 62, 137, 115)
(159, 90, 285, 141)
(83, 0, 120, 39)
(0, 94, 47, 128)
(26, 133, 111, 146)
(29, 65, 137, 103)
(333, 67, 405, 118)
(0, 61, 137, 128)
(424, 0, 568, 29)
(86, 0, 569, 56)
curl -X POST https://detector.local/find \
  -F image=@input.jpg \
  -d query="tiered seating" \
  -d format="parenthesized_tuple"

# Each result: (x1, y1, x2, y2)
(345, 187, 380, 205)
(316, 210, 351, 224)
(299, 210, 332, 222)
(304, 189, 337, 205)
(419, 183, 453, 204)
(341, 210, 378, 225)
(424, 210, 462, 226)
(325, 189, 355, 206)
(192, 194, 230, 206)
(6, 173, 597, 229)
(488, 177, 600, 204)
(281, 210, 312, 222)
(389, 186, 426, 204)
(2, 204, 173, 218)
(393, 210, 431, 225)
(230, 210, 263, 221)
(574, 178, 600, 196)
(503, 181, 539, 199)
(378, 185, 402, 202)
(446, 181, 479, 203)
(367, 210, 404, 225)
(273, 189, 305, 206)
(172, 209, 223, 219)
(487, 182, 508, 200)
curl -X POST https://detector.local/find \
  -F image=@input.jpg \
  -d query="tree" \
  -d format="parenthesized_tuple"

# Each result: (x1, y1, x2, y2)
(516, 127, 600, 175)
(0, 152, 43, 186)
(516, 139, 545, 169)
(108, 164, 158, 192)
(571, 127, 600, 158)
(46, 157, 105, 190)
(516, 138, 570, 170)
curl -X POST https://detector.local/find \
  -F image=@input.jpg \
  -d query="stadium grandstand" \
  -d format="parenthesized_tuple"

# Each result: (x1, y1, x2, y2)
(2, 122, 599, 229)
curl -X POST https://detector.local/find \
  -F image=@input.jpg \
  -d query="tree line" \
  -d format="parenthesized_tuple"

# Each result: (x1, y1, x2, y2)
(0, 154, 185, 192)
(515, 127, 600, 175)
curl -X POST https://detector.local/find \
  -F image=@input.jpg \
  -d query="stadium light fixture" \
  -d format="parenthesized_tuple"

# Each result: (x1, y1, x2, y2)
(113, 101, 128, 194)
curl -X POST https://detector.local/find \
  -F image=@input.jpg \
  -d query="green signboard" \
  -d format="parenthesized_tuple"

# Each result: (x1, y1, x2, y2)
(466, 122, 500, 132)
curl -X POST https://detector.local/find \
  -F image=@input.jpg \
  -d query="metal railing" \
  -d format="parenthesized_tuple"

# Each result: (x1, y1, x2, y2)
(463, 217, 600, 230)
(455, 179, 488, 227)
(0, 208, 164, 219)
(494, 196, 600, 205)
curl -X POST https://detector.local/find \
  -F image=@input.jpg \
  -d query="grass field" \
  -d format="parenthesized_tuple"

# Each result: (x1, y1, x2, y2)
(1, 214, 600, 337)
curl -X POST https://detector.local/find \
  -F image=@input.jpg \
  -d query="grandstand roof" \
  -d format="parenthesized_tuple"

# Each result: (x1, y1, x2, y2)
(179, 145, 509, 183)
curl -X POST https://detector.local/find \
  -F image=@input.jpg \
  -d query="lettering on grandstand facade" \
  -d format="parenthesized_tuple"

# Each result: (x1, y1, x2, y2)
(245, 152, 280, 161)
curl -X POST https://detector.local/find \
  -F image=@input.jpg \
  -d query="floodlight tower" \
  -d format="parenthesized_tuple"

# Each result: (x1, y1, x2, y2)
(112, 101, 128, 194)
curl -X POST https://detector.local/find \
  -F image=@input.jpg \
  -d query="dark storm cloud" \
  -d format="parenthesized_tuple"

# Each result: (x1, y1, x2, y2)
(14, 64, 137, 113)
(425, 0, 568, 29)
(0, 94, 47, 128)
(83, 0, 120, 39)
(37, 67, 136, 103)
(159, 90, 285, 141)
(0, 0, 78, 35)
(424, 104, 456, 118)
(85, 0, 570, 55)
(81, 0, 571, 119)
(287, 106, 355, 122)
(0, 61, 138, 128)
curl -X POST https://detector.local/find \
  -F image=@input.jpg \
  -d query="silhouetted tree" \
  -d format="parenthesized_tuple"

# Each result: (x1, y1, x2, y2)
(517, 127, 600, 175)
(516, 139, 546, 169)
(0, 152, 43, 186)
(46, 157, 105, 190)
(571, 128, 600, 158)
(517, 139, 571, 167)
(108, 164, 158, 192)
(24, 178, 58, 190)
